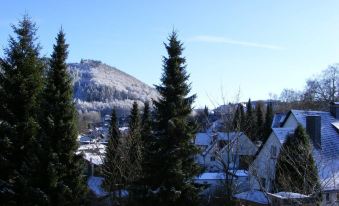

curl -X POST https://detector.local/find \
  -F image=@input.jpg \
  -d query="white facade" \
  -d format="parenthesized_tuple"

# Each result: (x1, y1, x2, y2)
(248, 110, 339, 206)
(195, 132, 258, 172)
(249, 128, 294, 192)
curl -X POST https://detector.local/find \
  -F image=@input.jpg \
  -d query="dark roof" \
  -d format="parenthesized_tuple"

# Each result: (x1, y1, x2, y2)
(287, 110, 339, 162)
(283, 110, 339, 190)
(271, 113, 286, 128)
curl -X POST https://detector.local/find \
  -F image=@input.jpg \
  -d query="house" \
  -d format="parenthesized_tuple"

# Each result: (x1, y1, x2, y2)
(195, 132, 258, 172)
(267, 192, 316, 206)
(195, 172, 226, 195)
(77, 143, 106, 176)
(249, 127, 295, 191)
(234, 190, 270, 205)
(248, 102, 339, 206)
(195, 170, 250, 195)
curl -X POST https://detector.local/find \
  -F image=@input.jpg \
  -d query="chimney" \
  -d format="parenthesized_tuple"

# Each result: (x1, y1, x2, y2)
(330, 102, 339, 119)
(306, 115, 321, 149)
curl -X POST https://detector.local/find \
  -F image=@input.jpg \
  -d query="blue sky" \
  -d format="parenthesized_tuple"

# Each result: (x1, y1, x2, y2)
(1, 1, 339, 108)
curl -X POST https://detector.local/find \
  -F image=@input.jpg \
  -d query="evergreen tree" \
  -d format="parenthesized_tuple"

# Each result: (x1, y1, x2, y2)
(245, 99, 256, 141)
(40, 30, 87, 205)
(275, 125, 320, 195)
(263, 102, 273, 142)
(141, 102, 152, 143)
(102, 109, 124, 203)
(128, 102, 142, 183)
(239, 103, 246, 132)
(255, 103, 264, 141)
(148, 31, 202, 205)
(232, 104, 241, 130)
(140, 102, 152, 166)
(129, 101, 141, 137)
(204, 105, 209, 118)
(0, 15, 46, 205)
(129, 102, 153, 205)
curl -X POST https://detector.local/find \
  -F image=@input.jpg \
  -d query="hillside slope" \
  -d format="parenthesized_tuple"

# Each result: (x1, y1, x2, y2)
(68, 59, 158, 116)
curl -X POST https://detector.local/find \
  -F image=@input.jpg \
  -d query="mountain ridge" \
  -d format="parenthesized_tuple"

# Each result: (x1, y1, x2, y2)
(68, 59, 158, 116)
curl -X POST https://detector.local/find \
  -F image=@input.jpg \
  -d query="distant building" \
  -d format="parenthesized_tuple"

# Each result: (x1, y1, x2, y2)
(77, 143, 105, 176)
(195, 132, 258, 172)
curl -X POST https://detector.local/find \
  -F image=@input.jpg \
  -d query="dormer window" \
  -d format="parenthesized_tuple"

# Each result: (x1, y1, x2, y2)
(271, 146, 277, 158)
(218, 140, 227, 149)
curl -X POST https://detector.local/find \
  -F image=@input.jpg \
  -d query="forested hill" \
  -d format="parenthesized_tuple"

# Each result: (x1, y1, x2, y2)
(68, 59, 158, 116)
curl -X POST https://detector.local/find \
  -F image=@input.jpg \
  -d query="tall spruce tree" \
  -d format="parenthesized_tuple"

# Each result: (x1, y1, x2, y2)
(126, 102, 143, 205)
(245, 99, 256, 141)
(141, 102, 152, 143)
(128, 102, 142, 183)
(255, 103, 264, 141)
(263, 102, 273, 142)
(41, 30, 86, 205)
(275, 125, 320, 195)
(239, 103, 246, 132)
(149, 31, 202, 205)
(140, 101, 152, 177)
(0, 15, 46, 205)
(204, 105, 209, 118)
(128, 102, 153, 205)
(102, 109, 124, 202)
(232, 104, 241, 130)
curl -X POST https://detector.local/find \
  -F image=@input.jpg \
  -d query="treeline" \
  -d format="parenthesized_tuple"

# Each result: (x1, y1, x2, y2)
(275, 65, 338, 112)
(0, 16, 86, 205)
(233, 99, 273, 143)
(214, 99, 273, 143)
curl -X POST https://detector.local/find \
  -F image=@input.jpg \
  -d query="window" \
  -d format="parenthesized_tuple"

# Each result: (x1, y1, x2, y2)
(210, 156, 215, 161)
(218, 140, 227, 149)
(260, 177, 266, 189)
(239, 155, 253, 169)
(271, 146, 277, 158)
(326, 193, 330, 202)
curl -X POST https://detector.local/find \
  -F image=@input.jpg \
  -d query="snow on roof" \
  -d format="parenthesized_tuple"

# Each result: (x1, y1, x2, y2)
(234, 190, 269, 204)
(269, 192, 310, 199)
(229, 170, 249, 177)
(77, 143, 106, 165)
(82, 152, 104, 165)
(196, 170, 249, 181)
(286, 110, 339, 191)
(87, 176, 108, 197)
(196, 172, 226, 180)
(201, 132, 247, 155)
(195, 133, 212, 146)
(217, 132, 241, 141)
(290, 110, 339, 161)
(78, 143, 106, 151)
(332, 122, 339, 132)
(78, 135, 93, 143)
(119, 127, 129, 132)
(272, 128, 295, 144)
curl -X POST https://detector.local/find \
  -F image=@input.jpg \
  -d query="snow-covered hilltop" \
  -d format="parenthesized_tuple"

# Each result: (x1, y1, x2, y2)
(68, 59, 158, 116)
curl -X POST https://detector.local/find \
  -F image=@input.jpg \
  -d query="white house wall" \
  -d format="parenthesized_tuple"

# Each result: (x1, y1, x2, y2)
(249, 132, 282, 192)
(237, 134, 258, 156)
(282, 114, 298, 128)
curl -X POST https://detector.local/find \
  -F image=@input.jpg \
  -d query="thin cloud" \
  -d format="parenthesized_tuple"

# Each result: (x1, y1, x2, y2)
(189, 35, 285, 50)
